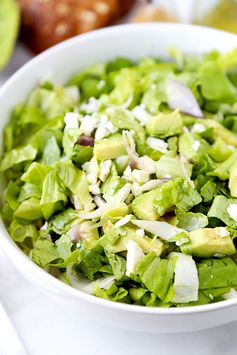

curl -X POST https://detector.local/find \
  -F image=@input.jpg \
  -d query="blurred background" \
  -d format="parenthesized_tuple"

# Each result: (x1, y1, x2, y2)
(1, 0, 237, 82)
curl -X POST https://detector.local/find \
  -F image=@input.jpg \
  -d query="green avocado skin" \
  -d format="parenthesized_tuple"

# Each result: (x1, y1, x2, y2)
(0, 0, 20, 70)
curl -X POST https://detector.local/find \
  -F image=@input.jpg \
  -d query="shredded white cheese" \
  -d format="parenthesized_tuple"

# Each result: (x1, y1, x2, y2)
(227, 204, 237, 221)
(219, 227, 230, 238)
(115, 214, 132, 228)
(99, 160, 112, 182)
(64, 112, 79, 130)
(169, 252, 199, 303)
(147, 137, 168, 153)
(132, 106, 151, 125)
(80, 115, 97, 135)
(126, 240, 144, 277)
(135, 229, 145, 238)
(191, 123, 206, 133)
(192, 140, 201, 152)
(223, 288, 237, 300)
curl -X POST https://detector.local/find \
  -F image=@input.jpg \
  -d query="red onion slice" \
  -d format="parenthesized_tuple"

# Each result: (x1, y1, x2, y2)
(78, 135, 94, 147)
(166, 78, 204, 118)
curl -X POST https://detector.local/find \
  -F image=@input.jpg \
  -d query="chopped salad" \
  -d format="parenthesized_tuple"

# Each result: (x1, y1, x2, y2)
(2, 49, 237, 307)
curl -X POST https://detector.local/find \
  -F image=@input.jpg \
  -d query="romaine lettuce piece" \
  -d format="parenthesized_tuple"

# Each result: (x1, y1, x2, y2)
(14, 197, 43, 221)
(153, 177, 202, 216)
(9, 219, 38, 243)
(4, 181, 20, 211)
(145, 110, 183, 138)
(200, 62, 236, 101)
(18, 183, 41, 202)
(208, 137, 233, 162)
(57, 158, 94, 212)
(106, 252, 126, 281)
(21, 162, 51, 187)
(41, 136, 61, 166)
(208, 195, 237, 228)
(0, 144, 37, 172)
(176, 210, 208, 232)
(32, 239, 61, 267)
(178, 133, 210, 161)
(40, 170, 67, 219)
(156, 156, 192, 179)
(198, 257, 237, 289)
(137, 253, 174, 300)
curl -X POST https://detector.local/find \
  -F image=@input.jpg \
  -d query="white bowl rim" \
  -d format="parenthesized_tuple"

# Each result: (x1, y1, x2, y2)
(1, 22, 237, 316)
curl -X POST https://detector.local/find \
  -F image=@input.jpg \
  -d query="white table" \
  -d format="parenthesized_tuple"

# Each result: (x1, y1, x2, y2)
(1, 44, 237, 355)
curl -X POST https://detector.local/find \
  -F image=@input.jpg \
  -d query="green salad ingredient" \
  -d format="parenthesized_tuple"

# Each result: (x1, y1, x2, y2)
(2, 50, 237, 307)
(0, 0, 20, 70)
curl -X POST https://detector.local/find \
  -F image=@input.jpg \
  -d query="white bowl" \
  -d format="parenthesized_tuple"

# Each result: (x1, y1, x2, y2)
(1, 23, 237, 333)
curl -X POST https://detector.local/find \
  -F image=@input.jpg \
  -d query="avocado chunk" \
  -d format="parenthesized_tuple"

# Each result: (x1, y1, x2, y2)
(181, 227, 236, 257)
(229, 162, 237, 197)
(132, 188, 160, 221)
(178, 133, 210, 161)
(202, 119, 237, 147)
(145, 110, 183, 138)
(208, 137, 232, 163)
(94, 134, 126, 160)
(156, 156, 192, 179)
(106, 227, 163, 256)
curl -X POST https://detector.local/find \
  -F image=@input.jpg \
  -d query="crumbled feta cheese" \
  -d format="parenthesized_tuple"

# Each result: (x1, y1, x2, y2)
(100, 114, 108, 124)
(219, 227, 230, 238)
(223, 288, 237, 300)
(40, 221, 48, 231)
(136, 229, 145, 238)
(99, 160, 112, 182)
(105, 120, 117, 133)
(213, 253, 224, 257)
(83, 156, 99, 184)
(132, 169, 150, 183)
(89, 183, 100, 195)
(132, 106, 151, 125)
(227, 204, 237, 221)
(191, 123, 206, 133)
(80, 115, 97, 135)
(137, 156, 156, 174)
(95, 126, 109, 141)
(97, 80, 105, 90)
(228, 145, 235, 151)
(123, 165, 132, 177)
(192, 140, 201, 152)
(147, 137, 168, 153)
(116, 156, 128, 167)
(72, 195, 83, 210)
(131, 182, 141, 196)
(65, 86, 80, 102)
(80, 97, 101, 113)
(115, 215, 132, 228)
(64, 112, 79, 130)
(182, 126, 189, 133)
(126, 240, 144, 276)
